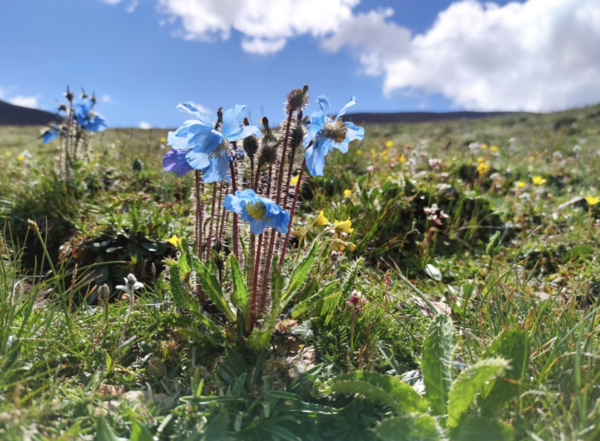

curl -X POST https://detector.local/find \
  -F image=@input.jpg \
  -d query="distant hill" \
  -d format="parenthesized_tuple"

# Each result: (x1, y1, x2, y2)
(342, 110, 522, 125)
(0, 100, 61, 126)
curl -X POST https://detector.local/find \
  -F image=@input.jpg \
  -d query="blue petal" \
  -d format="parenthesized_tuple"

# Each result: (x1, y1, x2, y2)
(42, 129, 57, 144)
(202, 156, 230, 183)
(221, 105, 246, 140)
(185, 149, 210, 170)
(316, 96, 331, 115)
(335, 96, 357, 119)
(176, 103, 213, 127)
(305, 138, 330, 176)
(167, 130, 191, 151)
(229, 124, 262, 141)
(163, 150, 194, 177)
(303, 119, 324, 147)
(85, 114, 107, 132)
(188, 127, 224, 154)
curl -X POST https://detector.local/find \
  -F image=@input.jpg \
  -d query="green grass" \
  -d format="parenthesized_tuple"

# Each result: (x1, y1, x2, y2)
(1, 102, 600, 439)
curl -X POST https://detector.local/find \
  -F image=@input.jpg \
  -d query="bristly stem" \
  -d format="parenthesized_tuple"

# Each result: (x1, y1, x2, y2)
(274, 109, 294, 206)
(278, 157, 306, 271)
(207, 182, 217, 260)
(248, 233, 263, 332)
(228, 144, 240, 263)
(195, 171, 204, 258)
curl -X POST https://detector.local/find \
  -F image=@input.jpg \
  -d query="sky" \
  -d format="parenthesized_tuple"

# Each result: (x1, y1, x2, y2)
(1, 0, 600, 128)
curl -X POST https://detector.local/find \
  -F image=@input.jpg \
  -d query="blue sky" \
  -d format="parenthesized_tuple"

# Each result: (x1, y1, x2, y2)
(1, 0, 599, 128)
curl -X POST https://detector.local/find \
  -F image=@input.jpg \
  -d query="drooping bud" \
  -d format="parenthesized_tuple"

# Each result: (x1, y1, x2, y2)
(58, 103, 68, 113)
(258, 144, 278, 167)
(243, 135, 259, 158)
(91, 93, 97, 105)
(286, 86, 309, 113)
(289, 115, 305, 150)
(132, 157, 144, 172)
(65, 86, 74, 102)
(81, 88, 88, 99)
(215, 107, 223, 132)
(260, 116, 277, 144)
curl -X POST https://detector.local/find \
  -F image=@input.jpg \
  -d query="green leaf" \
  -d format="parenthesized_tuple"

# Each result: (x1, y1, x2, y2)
(201, 409, 230, 441)
(422, 314, 457, 417)
(452, 415, 515, 441)
(341, 258, 362, 297)
(169, 263, 199, 312)
(374, 413, 440, 441)
(319, 371, 427, 415)
(247, 257, 284, 349)
(448, 358, 508, 429)
(291, 281, 339, 319)
(192, 257, 236, 322)
(228, 253, 249, 323)
(129, 419, 153, 441)
(96, 416, 121, 441)
(480, 327, 529, 415)
(265, 425, 302, 441)
(425, 264, 442, 281)
(282, 240, 319, 302)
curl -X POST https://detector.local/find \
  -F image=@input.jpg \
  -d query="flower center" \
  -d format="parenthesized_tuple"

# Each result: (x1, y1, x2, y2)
(246, 200, 267, 220)
(209, 142, 229, 159)
(321, 119, 348, 143)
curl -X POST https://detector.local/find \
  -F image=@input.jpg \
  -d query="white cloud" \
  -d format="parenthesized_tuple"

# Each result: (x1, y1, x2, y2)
(139, 121, 152, 129)
(325, 0, 600, 111)
(101, 94, 112, 103)
(102, 0, 124, 4)
(10, 95, 40, 109)
(155, 0, 358, 54)
(126, 0, 138, 12)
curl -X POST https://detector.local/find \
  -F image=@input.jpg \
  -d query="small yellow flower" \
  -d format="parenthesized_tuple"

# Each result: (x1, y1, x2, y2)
(481, 144, 488, 150)
(291, 175, 299, 185)
(398, 154, 406, 163)
(516, 181, 526, 188)
(17, 155, 25, 161)
(370, 148, 377, 158)
(585, 196, 600, 206)
(531, 176, 546, 186)
(167, 236, 182, 246)
(334, 219, 354, 234)
(588, 129, 598, 135)
(356, 150, 362, 156)
(385, 140, 394, 148)
(5, 152, 11, 157)
(160, 137, 167, 143)
(386, 176, 392, 181)
(490, 145, 499, 153)
(476, 156, 485, 163)
(315, 211, 329, 226)
(344, 189, 352, 197)
(477, 163, 490, 175)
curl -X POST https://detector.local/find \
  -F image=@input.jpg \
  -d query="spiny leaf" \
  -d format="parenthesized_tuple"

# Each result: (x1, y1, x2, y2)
(282, 239, 319, 303)
(228, 253, 249, 323)
(374, 413, 440, 441)
(129, 419, 153, 441)
(422, 314, 457, 417)
(448, 358, 508, 429)
(451, 415, 515, 441)
(201, 409, 229, 441)
(291, 281, 339, 319)
(96, 416, 121, 441)
(192, 257, 236, 322)
(319, 371, 428, 415)
(247, 257, 284, 349)
(480, 327, 529, 415)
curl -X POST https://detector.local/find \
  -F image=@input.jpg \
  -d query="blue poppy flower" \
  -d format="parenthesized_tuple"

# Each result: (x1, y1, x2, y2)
(162, 149, 194, 177)
(74, 98, 107, 132)
(42, 127, 58, 144)
(303, 96, 364, 176)
(172, 103, 261, 183)
(223, 189, 290, 235)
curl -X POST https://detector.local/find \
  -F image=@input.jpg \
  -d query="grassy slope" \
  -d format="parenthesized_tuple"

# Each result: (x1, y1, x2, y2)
(1, 103, 600, 439)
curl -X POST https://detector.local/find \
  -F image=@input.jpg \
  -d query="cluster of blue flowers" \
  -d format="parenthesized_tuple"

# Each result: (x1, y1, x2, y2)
(163, 95, 364, 236)
(42, 97, 107, 144)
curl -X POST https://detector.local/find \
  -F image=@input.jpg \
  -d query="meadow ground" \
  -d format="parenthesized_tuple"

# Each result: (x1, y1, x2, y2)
(1, 104, 600, 440)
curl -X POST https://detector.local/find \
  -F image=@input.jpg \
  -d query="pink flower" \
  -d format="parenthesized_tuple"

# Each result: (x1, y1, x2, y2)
(348, 290, 366, 311)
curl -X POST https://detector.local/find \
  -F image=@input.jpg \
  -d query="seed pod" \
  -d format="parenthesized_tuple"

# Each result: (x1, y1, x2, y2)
(286, 85, 309, 113)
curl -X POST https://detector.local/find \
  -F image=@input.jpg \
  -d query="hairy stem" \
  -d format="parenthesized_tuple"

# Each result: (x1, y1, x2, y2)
(248, 233, 263, 332)
(278, 158, 306, 271)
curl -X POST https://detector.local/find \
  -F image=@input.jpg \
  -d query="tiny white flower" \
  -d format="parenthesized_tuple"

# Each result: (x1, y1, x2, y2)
(116, 273, 144, 295)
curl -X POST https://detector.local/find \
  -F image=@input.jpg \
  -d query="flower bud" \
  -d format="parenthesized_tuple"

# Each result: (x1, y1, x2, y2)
(286, 86, 309, 113)
(65, 86, 74, 102)
(243, 134, 259, 158)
